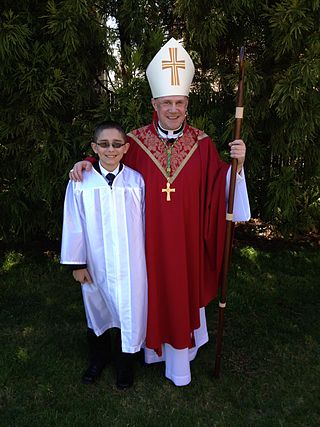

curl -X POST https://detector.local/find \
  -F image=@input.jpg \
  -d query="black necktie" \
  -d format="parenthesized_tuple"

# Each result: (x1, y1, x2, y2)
(106, 173, 115, 187)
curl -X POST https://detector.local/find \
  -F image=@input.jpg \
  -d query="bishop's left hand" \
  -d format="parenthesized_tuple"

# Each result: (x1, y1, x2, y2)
(229, 139, 246, 173)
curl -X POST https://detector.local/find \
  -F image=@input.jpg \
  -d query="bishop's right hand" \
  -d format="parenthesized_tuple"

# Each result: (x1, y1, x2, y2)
(69, 161, 92, 181)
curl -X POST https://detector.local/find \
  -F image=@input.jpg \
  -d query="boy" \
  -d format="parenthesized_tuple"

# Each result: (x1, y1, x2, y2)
(61, 121, 147, 390)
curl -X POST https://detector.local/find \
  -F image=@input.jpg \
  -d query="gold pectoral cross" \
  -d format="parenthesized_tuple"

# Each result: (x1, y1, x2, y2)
(162, 181, 175, 201)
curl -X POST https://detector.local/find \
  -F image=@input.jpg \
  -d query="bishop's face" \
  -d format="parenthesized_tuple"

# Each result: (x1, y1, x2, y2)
(152, 95, 188, 130)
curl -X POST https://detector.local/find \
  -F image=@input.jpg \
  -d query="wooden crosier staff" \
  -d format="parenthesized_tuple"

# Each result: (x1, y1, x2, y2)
(214, 47, 245, 378)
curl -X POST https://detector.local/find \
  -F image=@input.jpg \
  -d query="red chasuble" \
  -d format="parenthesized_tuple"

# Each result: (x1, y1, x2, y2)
(124, 121, 229, 355)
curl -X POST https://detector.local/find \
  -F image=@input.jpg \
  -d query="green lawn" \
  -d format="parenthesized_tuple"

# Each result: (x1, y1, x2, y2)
(1, 237, 319, 427)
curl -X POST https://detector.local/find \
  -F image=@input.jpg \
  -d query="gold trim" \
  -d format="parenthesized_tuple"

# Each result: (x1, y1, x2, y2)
(171, 143, 198, 183)
(128, 131, 202, 184)
(128, 132, 167, 180)
(198, 132, 208, 141)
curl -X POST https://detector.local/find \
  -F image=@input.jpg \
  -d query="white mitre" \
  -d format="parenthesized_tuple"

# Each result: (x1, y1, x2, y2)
(146, 37, 195, 98)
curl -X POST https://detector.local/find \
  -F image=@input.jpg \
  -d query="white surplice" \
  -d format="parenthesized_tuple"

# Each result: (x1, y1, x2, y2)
(144, 168, 251, 385)
(61, 164, 147, 353)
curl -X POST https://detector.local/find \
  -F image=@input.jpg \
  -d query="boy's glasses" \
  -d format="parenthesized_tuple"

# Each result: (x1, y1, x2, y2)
(95, 141, 127, 149)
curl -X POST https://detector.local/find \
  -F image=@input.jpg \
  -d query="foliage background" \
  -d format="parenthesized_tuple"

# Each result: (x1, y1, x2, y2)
(1, 0, 319, 243)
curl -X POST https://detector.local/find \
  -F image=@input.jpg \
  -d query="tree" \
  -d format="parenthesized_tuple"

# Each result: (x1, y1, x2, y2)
(175, 0, 320, 234)
(0, 0, 112, 241)
(1, 0, 319, 243)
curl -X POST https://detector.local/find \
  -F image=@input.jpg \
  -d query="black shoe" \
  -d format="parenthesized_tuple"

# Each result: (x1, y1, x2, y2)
(82, 328, 111, 384)
(82, 361, 106, 384)
(116, 364, 133, 390)
(116, 353, 134, 390)
(113, 329, 134, 390)
(138, 348, 146, 366)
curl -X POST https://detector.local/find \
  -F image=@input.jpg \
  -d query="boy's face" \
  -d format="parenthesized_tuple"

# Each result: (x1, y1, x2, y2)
(91, 128, 129, 172)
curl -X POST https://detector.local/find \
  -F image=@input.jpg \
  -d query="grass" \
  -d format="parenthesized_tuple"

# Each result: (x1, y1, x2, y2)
(0, 237, 319, 427)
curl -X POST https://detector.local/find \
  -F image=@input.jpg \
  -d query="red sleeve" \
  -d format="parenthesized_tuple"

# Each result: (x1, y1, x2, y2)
(199, 136, 228, 300)
(84, 156, 97, 164)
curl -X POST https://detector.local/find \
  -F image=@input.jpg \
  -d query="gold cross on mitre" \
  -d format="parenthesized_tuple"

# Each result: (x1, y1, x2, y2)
(162, 47, 185, 86)
(162, 181, 175, 201)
